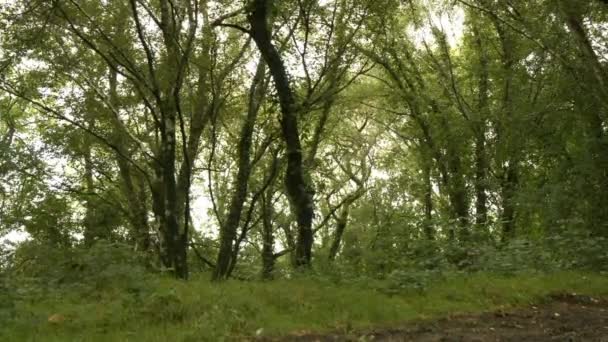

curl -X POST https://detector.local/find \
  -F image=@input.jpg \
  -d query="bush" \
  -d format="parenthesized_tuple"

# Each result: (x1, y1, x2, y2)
(383, 269, 445, 294)
(325, 228, 608, 294)
(545, 232, 608, 271)
(472, 239, 556, 274)
(7, 240, 151, 296)
(141, 286, 186, 322)
(0, 270, 15, 322)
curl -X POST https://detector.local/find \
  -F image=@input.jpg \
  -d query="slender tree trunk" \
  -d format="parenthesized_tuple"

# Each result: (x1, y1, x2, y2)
(175, 15, 215, 224)
(444, 136, 470, 240)
(133, 173, 151, 250)
(159, 98, 187, 278)
(261, 186, 276, 279)
(152, 0, 198, 279)
(560, 3, 608, 102)
(410, 115, 456, 240)
(82, 117, 97, 246)
(494, 19, 519, 242)
(501, 164, 518, 241)
(280, 221, 297, 267)
(150, 171, 167, 264)
(472, 22, 489, 228)
(259, 150, 282, 278)
(450, 182, 469, 239)
(213, 60, 266, 280)
(119, 161, 151, 251)
(328, 204, 349, 261)
(422, 158, 434, 240)
(474, 132, 487, 227)
(249, 0, 315, 267)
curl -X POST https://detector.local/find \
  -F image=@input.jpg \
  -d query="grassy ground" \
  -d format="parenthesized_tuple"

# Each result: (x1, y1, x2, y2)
(2, 271, 607, 341)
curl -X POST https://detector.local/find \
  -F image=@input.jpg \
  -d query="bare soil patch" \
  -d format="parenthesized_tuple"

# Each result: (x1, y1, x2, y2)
(268, 293, 608, 341)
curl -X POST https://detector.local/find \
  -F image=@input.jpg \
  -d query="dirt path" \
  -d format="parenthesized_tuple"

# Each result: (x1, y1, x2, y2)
(270, 294, 608, 341)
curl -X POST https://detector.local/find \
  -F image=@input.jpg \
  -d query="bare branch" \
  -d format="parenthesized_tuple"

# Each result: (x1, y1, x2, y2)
(210, 7, 246, 26)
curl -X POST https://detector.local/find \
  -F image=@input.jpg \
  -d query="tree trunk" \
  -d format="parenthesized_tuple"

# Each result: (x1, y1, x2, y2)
(444, 128, 470, 240)
(151, 0, 197, 279)
(82, 117, 97, 246)
(501, 164, 518, 241)
(449, 180, 469, 239)
(328, 204, 349, 261)
(159, 98, 187, 278)
(493, 18, 519, 243)
(560, 3, 608, 103)
(213, 60, 266, 280)
(175, 15, 215, 226)
(248, 0, 315, 268)
(422, 158, 434, 240)
(560, 3, 608, 235)
(472, 21, 489, 228)
(474, 131, 488, 227)
(261, 185, 276, 279)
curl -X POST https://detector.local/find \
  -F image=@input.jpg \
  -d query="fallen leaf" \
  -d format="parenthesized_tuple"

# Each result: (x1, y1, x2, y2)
(48, 313, 66, 324)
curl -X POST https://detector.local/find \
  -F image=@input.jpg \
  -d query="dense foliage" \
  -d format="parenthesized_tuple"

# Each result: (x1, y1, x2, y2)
(0, 0, 607, 337)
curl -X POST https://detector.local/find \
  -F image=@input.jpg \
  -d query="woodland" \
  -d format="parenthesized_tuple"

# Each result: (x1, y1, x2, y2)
(0, 0, 608, 340)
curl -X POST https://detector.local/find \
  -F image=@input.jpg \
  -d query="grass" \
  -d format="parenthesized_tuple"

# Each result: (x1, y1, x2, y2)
(2, 271, 608, 341)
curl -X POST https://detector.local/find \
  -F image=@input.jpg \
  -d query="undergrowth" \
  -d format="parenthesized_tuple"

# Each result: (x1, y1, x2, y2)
(2, 236, 608, 341)
(1, 271, 607, 341)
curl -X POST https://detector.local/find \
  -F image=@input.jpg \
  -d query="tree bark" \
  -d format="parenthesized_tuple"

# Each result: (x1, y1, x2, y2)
(560, 3, 608, 103)
(154, 0, 195, 279)
(82, 116, 97, 246)
(248, 0, 315, 267)
(474, 132, 487, 227)
(472, 21, 489, 228)
(158, 98, 186, 278)
(213, 60, 266, 280)
(261, 184, 276, 279)
(441, 116, 470, 240)
(328, 204, 349, 261)
(422, 157, 435, 240)
(501, 164, 518, 241)
(493, 18, 519, 242)
(560, 3, 608, 235)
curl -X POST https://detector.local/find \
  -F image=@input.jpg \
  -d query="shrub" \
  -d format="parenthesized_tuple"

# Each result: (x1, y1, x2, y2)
(7, 240, 151, 296)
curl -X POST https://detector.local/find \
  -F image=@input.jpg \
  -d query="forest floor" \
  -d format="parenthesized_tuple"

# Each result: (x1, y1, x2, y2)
(273, 293, 608, 342)
(4, 272, 608, 341)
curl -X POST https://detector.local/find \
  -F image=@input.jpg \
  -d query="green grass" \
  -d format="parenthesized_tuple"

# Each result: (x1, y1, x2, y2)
(2, 271, 608, 341)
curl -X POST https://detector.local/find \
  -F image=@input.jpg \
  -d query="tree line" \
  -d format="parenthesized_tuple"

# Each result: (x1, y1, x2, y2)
(1, 0, 606, 280)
